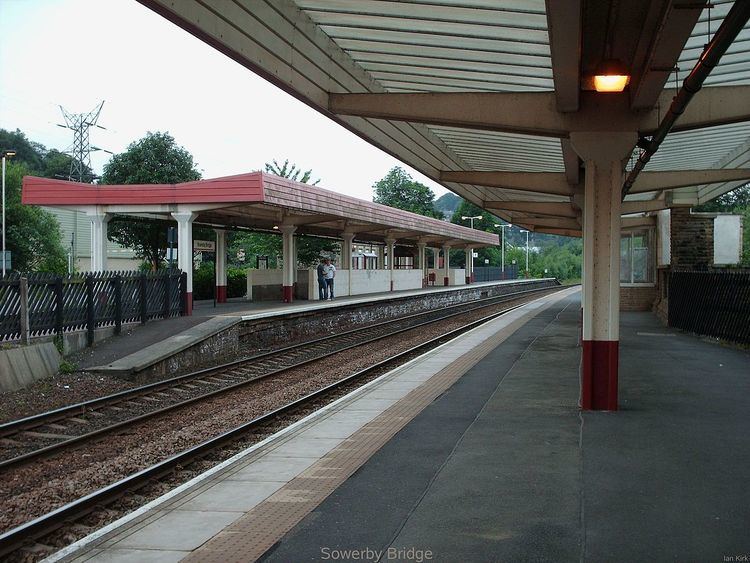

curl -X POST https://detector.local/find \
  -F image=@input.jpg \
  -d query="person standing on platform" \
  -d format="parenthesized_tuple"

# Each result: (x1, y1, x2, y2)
(316, 258, 328, 300)
(325, 258, 336, 300)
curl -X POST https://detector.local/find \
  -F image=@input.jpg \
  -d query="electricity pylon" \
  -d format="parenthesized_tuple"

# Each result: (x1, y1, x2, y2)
(57, 101, 108, 182)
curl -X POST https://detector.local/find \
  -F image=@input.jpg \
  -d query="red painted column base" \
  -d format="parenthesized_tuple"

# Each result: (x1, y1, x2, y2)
(581, 340, 619, 410)
(184, 292, 193, 316)
(216, 285, 227, 303)
(465, 276, 471, 284)
(390, 280, 394, 291)
(282, 285, 293, 303)
(443, 277, 449, 286)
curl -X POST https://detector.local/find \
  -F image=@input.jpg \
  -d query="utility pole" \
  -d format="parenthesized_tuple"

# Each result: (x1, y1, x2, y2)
(57, 101, 108, 182)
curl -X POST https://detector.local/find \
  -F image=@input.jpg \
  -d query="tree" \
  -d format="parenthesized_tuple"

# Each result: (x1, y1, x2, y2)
(265, 159, 319, 185)
(101, 132, 201, 269)
(373, 167, 444, 219)
(2, 162, 67, 273)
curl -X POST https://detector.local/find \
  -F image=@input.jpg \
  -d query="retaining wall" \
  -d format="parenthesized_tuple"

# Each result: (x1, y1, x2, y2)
(119, 279, 559, 382)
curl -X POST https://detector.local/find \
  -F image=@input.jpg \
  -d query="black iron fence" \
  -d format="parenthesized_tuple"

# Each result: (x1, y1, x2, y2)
(668, 270, 750, 344)
(0, 270, 186, 345)
(473, 266, 519, 282)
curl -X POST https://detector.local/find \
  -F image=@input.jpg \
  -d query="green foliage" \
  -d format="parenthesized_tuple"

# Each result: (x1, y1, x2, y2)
(101, 132, 201, 270)
(434, 192, 461, 219)
(373, 167, 444, 219)
(193, 263, 248, 300)
(230, 232, 281, 268)
(0, 129, 44, 171)
(0, 128, 93, 181)
(58, 359, 77, 374)
(3, 162, 67, 273)
(227, 267, 247, 298)
(694, 184, 750, 213)
(445, 197, 582, 280)
(193, 261, 215, 300)
(265, 159, 319, 185)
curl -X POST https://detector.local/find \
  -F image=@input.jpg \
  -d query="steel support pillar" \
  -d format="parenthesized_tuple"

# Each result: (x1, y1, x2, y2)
(171, 211, 197, 315)
(442, 244, 451, 286)
(571, 132, 636, 411)
(87, 211, 110, 272)
(279, 225, 297, 303)
(214, 229, 227, 303)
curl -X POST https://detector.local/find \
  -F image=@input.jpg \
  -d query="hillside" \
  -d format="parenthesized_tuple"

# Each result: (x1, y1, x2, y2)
(434, 192, 460, 219)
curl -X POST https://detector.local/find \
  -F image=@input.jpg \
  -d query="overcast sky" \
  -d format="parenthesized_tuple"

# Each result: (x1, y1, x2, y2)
(0, 0, 449, 201)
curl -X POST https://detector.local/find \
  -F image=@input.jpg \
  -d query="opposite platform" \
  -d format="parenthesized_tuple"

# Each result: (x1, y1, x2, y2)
(81, 278, 551, 375)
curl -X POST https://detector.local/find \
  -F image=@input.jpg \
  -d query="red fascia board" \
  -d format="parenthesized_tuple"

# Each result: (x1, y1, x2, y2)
(22, 173, 265, 205)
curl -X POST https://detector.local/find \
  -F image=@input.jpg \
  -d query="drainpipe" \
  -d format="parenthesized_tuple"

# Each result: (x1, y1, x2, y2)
(622, 2, 750, 199)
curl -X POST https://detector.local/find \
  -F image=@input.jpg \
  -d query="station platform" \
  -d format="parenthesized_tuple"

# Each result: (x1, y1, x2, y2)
(53, 286, 750, 562)
(74, 279, 548, 373)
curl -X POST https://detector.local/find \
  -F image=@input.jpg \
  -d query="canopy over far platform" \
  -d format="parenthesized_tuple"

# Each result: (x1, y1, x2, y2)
(22, 171, 498, 248)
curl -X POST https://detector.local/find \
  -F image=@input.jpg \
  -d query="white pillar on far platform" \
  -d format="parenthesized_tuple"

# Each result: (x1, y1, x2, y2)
(464, 247, 474, 284)
(214, 229, 227, 303)
(87, 211, 110, 272)
(385, 237, 396, 291)
(417, 242, 427, 287)
(442, 244, 451, 286)
(172, 211, 197, 315)
(279, 225, 297, 303)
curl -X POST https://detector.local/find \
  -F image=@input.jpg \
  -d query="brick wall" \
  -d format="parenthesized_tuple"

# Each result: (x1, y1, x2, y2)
(670, 208, 713, 269)
(620, 286, 658, 311)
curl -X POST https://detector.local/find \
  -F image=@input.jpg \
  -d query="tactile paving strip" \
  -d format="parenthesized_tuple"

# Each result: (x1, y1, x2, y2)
(182, 308, 547, 563)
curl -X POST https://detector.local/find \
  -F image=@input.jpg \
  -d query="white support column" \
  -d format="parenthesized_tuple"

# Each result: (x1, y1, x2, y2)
(172, 211, 197, 315)
(87, 211, 110, 272)
(341, 232, 355, 297)
(385, 237, 396, 291)
(571, 131, 637, 411)
(464, 247, 474, 284)
(214, 229, 227, 303)
(442, 244, 451, 286)
(279, 225, 297, 302)
(341, 233, 355, 270)
(417, 242, 427, 287)
(377, 245, 385, 270)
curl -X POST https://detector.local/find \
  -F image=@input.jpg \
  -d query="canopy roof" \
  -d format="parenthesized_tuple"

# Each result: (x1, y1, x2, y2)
(22, 172, 499, 248)
(138, 0, 750, 238)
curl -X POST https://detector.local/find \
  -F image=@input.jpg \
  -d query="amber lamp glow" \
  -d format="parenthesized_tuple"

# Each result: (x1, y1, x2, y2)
(593, 59, 630, 92)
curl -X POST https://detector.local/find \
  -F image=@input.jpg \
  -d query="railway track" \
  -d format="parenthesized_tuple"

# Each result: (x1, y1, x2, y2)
(0, 283, 569, 559)
(0, 283, 559, 471)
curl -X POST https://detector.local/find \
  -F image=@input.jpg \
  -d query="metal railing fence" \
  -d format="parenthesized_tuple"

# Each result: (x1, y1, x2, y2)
(668, 269, 750, 344)
(473, 266, 519, 282)
(0, 270, 186, 345)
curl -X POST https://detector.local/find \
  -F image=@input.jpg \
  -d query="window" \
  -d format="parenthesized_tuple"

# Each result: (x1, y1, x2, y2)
(620, 229, 653, 284)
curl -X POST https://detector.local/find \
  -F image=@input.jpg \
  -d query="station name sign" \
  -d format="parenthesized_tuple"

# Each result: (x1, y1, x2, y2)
(193, 240, 216, 252)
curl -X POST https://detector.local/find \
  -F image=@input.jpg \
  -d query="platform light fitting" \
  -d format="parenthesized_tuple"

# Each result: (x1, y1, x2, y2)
(593, 59, 630, 92)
